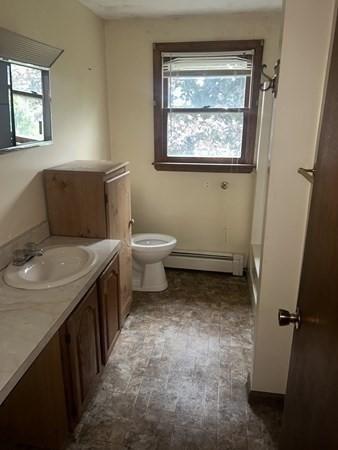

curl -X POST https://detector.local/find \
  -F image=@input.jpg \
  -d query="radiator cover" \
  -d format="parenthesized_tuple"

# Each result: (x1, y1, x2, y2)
(164, 250, 244, 276)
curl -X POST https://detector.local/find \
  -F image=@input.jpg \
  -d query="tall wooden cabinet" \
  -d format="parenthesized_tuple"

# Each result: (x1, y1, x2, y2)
(44, 160, 132, 324)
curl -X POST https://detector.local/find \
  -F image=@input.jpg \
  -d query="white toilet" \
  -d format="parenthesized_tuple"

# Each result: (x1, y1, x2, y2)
(131, 233, 177, 292)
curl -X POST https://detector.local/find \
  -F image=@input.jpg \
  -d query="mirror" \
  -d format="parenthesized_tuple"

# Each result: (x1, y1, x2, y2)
(0, 27, 63, 153)
(0, 61, 51, 151)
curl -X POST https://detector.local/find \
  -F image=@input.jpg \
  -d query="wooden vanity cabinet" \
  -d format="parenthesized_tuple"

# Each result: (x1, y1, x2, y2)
(0, 253, 121, 448)
(0, 334, 69, 449)
(98, 254, 120, 364)
(60, 283, 102, 429)
(44, 160, 133, 325)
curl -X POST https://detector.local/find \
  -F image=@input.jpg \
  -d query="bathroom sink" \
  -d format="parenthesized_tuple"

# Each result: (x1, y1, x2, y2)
(4, 245, 97, 290)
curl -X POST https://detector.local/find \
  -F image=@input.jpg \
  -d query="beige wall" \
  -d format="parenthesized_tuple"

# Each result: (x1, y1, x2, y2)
(0, 0, 110, 245)
(105, 13, 281, 258)
(251, 0, 337, 393)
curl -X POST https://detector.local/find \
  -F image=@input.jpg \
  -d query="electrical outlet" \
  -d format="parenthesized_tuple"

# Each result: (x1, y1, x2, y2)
(203, 181, 209, 188)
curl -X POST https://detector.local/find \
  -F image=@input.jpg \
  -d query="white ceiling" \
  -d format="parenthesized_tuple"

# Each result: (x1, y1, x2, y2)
(78, 0, 282, 19)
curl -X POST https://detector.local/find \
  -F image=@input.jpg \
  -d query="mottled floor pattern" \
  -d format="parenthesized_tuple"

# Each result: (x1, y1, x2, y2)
(68, 270, 281, 450)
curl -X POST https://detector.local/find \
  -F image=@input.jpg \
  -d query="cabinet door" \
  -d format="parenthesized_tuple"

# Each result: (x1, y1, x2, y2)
(118, 243, 132, 324)
(44, 171, 107, 238)
(62, 284, 102, 427)
(98, 254, 120, 364)
(0, 334, 68, 449)
(105, 171, 132, 325)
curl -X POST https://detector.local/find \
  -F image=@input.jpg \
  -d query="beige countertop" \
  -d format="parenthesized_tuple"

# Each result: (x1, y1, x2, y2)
(0, 236, 121, 405)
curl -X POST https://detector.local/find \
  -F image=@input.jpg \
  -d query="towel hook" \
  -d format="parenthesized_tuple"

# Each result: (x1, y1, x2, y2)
(260, 59, 280, 97)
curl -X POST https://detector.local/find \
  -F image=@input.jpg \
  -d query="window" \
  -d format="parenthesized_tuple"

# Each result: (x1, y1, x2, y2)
(153, 41, 263, 173)
(0, 61, 51, 151)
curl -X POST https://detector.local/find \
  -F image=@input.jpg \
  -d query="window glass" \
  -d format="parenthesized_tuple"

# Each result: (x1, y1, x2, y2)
(167, 112, 244, 158)
(13, 94, 44, 142)
(168, 76, 247, 109)
(11, 64, 43, 95)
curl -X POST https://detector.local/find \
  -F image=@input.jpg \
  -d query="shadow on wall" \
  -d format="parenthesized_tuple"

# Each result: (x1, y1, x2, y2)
(0, 171, 46, 245)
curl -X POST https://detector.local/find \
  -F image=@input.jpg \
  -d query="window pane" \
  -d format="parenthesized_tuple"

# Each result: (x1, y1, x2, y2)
(167, 112, 243, 158)
(13, 93, 44, 142)
(168, 76, 246, 109)
(11, 64, 42, 95)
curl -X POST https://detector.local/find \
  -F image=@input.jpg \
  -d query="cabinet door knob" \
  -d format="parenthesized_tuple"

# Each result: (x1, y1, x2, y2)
(129, 218, 135, 227)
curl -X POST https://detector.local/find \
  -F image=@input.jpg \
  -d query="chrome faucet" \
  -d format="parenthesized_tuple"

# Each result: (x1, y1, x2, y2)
(12, 242, 44, 266)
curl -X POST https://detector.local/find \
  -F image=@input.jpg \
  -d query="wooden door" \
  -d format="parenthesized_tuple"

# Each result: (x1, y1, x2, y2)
(98, 254, 120, 364)
(61, 284, 102, 428)
(280, 17, 338, 449)
(105, 171, 132, 325)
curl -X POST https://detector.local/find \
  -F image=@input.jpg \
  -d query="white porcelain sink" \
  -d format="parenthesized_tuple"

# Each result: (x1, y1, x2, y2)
(4, 245, 97, 290)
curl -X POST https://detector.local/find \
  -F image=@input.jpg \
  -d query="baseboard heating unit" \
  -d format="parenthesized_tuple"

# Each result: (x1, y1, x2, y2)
(164, 250, 244, 276)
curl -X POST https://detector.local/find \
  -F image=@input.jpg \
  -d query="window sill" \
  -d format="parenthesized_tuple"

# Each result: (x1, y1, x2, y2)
(153, 161, 255, 173)
(0, 140, 53, 155)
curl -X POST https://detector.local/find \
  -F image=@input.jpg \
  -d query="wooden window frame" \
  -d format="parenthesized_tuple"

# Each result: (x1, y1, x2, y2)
(153, 40, 264, 173)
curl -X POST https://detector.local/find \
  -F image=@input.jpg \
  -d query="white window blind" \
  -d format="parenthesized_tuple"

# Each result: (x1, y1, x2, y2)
(0, 27, 63, 68)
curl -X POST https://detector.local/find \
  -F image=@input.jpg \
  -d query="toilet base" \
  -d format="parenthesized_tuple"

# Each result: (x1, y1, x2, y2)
(132, 261, 168, 292)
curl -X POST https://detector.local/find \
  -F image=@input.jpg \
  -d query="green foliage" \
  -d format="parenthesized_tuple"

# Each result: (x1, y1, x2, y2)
(13, 94, 43, 141)
(169, 76, 246, 109)
(168, 112, 243, 158)
(167, 75, 246, 157)
(11, 64, 43, 141)
(11, 64, 42, 94)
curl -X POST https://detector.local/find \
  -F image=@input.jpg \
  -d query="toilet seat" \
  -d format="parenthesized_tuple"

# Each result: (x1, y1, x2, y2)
(132, 234, 176, 248)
